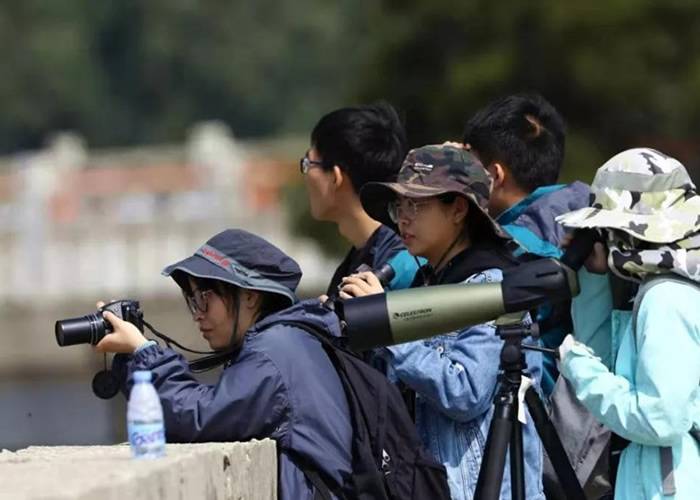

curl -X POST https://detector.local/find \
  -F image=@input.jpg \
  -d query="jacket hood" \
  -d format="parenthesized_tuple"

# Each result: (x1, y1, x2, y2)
(251, 298, 343, 339)
(498, 182, 590, 255)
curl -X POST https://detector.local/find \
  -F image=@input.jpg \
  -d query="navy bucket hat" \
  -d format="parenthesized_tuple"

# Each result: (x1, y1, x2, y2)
(162, 229, 302, 307)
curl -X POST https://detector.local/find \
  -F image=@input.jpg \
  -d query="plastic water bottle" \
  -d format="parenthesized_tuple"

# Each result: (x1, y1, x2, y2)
(127, 370, 166, 459)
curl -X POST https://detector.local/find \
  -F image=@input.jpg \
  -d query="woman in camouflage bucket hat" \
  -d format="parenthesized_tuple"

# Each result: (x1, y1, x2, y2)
(360, 144, 512, 252)
(341, 145, 545, 500)
(557, 147, 700, 282)
(556, 148, 700, 500)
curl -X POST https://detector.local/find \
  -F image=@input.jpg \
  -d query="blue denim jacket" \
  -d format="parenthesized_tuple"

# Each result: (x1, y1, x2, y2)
(385, 268, 545, 500)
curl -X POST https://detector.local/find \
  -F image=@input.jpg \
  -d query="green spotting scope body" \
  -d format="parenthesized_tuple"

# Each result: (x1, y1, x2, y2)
(342, 256, 582, 351)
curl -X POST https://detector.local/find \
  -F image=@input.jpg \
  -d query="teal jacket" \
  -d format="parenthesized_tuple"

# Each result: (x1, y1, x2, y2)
(562, 279, 700, 500)
(497, 182, 590, 395)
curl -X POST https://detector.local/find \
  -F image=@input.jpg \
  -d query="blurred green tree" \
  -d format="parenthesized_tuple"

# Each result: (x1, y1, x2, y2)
(3, 1, 700, 256)
(357, 1, 700, 183)
(0, 0, 375, 152)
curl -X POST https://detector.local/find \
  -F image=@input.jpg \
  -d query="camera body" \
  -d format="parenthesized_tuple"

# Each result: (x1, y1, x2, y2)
(55, 299, 144, 347)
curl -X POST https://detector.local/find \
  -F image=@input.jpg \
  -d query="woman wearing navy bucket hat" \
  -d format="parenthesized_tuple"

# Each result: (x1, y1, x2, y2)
(95, 229, 354, 500)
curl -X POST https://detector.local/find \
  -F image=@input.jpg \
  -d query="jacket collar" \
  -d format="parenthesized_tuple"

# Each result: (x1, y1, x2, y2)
(414, 243, 519, 286)
(497, 184, 566, 225)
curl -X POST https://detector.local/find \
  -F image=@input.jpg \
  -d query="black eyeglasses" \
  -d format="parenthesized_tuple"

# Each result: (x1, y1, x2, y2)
(184, 288, 213, 316)
(299, 154, 324, 174)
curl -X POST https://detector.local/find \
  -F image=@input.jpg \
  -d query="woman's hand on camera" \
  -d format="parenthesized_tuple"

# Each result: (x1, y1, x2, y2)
(561, 233, 609, 274)
(94, 301, 148, 354)
(339, 272, 384, 300)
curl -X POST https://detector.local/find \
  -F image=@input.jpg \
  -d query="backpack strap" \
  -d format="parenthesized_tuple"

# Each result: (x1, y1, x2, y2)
(284, 448, 339, 500)
(278, 320, 390, 500)
(632, 274, 700, 496)
(279, 320, 383, 448)
(271, 321, 354, 500)
(690, 427, 700, 447)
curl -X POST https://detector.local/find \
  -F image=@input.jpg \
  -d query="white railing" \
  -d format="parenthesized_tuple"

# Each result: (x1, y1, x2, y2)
(0, 125, 336, 306)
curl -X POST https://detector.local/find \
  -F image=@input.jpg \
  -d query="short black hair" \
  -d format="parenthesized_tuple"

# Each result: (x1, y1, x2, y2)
(311, 101, 408, 193)
(462, 94, 566, 192)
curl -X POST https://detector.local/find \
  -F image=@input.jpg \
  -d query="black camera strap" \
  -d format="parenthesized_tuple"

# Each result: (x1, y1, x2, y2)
(187, 351, 235, 372)
(142, 319, 215, 355)
(141, 319, 236, 373)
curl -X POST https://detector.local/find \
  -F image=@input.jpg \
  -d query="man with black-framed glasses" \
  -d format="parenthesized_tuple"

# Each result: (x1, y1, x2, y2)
(302, 102, 420, 296)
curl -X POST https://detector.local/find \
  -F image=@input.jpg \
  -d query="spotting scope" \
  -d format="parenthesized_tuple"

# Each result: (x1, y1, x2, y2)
(341, 229, 598, 351)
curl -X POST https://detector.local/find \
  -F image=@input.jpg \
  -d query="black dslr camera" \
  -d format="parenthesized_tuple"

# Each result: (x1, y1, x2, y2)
(55, 299, 144, 347)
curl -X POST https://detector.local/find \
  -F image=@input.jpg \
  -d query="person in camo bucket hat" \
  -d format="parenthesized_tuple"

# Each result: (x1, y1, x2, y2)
(361, 144, 512, 243)
(557, 147, 700, 282)
(346, 144, 544, 500)
(555, 148, 700, 500)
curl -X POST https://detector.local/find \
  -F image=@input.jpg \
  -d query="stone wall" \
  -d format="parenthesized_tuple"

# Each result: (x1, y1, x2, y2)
(0, 441, 277, 500)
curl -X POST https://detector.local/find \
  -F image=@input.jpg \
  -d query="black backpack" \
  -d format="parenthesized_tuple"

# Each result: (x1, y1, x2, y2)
(282, 320, 451, 500)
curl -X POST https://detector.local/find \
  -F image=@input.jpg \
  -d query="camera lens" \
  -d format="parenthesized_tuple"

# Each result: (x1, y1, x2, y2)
(55, 313, 107, 346)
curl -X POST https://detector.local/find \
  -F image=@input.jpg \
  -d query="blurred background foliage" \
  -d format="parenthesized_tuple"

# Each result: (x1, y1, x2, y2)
(359, 1, 700, 181)
(0, 0, 376, 151)
(2, 0, 700, 255)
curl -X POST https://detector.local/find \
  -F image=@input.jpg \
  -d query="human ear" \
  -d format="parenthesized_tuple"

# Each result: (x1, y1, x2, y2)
(241, 290, 263, 312)
(332, 165, 344, 188)
(488, 163, 506, 190)
(453, 196, 469, 224)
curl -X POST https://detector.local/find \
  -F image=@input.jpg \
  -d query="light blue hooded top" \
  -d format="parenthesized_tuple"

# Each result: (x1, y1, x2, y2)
(562, 279, 700, 500)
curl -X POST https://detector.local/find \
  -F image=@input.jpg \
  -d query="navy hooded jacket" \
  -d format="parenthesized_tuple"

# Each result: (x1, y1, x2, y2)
(116, 300, 352, 500)
(497, 181, 590, 395)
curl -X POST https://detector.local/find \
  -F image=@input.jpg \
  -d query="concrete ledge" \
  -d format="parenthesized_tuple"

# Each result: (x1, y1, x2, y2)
(0, 440, 277, 500)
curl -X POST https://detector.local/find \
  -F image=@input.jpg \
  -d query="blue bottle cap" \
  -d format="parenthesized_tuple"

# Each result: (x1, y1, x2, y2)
(133, 370, 152, 383)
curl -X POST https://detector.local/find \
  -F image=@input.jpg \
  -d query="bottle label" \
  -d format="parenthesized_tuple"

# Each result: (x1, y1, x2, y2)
(128, 422, 166, 458)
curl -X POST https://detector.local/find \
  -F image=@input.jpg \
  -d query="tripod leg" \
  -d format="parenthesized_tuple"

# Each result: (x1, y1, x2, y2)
(524, 387, 586, 500)
(475, 389, 515, 500)
(510, 411, 525, 500)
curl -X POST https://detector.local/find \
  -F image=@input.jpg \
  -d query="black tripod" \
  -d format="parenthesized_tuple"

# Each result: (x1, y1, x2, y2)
(474, 318, 586, 500)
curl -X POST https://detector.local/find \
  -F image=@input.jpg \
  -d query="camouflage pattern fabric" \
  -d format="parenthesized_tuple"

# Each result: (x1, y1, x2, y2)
(606, 229, 700, 283)
(557, 148, 700, 243)
(360, 144, 511, 241)
(557, 148, 700, 283)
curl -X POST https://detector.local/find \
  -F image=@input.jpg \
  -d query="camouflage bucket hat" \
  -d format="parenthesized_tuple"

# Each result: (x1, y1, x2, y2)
(557, 148, 700, 243)
(360, 144, 511, 241)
